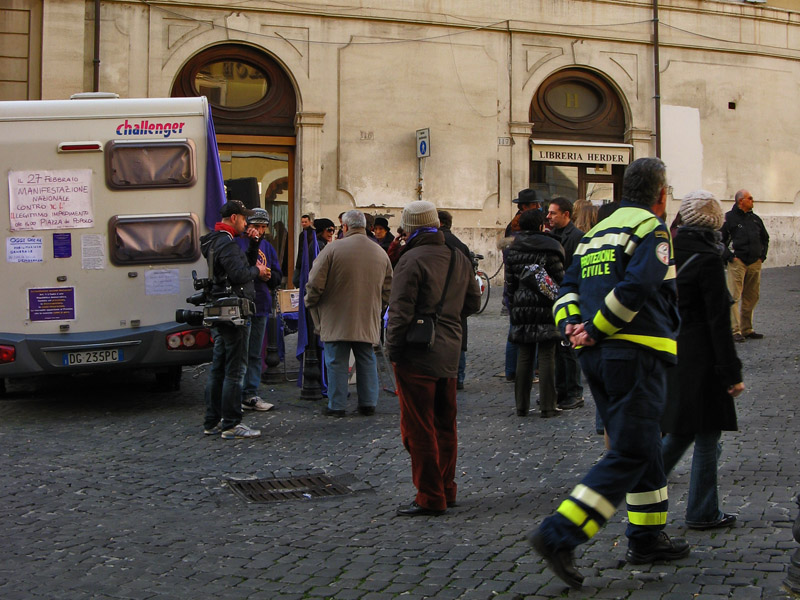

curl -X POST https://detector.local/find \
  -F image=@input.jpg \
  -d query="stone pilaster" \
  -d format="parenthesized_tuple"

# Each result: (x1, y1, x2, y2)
(509, 121, 534, 199)
(41, 0, 86, 98)
(294, 112, 325, 218)
(625, 127, 654, 161)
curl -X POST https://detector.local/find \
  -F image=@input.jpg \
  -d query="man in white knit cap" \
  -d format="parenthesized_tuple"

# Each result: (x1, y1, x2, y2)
(386, 201, 481, 517)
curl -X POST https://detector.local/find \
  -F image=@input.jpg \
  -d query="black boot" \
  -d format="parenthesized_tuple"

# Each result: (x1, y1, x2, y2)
(626, 531, 691, 564)
(528, 530, 584, 590)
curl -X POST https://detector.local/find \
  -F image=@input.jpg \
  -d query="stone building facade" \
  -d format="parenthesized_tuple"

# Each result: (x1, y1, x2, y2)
(3, 0, 799, 276)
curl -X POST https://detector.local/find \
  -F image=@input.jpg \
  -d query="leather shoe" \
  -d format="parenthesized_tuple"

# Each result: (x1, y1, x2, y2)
(528, 530, 583, 590)
(558, 397, 584, 410)
(396, 501, 445, 517)
(687, 513, 737, 530)
(357, 406, 375, 416)
(322, 407, 345, 418)
(626, 531, 690, 564)
(733, 333, 746, 343)
(540, 408, 562, 418)
(745, 332, 764, 340)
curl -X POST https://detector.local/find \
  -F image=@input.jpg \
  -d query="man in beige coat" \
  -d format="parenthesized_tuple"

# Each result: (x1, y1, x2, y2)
(305, 210, 393, 417)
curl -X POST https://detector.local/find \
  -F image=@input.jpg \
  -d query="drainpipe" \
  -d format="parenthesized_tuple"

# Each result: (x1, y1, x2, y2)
(93, 0, 101, 92)
(653, 0, 661, 158)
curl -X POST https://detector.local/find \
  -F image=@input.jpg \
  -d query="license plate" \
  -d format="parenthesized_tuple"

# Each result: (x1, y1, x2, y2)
(62, 349, 123, 366)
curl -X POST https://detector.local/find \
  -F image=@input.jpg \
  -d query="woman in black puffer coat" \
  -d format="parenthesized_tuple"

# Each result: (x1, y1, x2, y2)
(505, 209, 565, 417)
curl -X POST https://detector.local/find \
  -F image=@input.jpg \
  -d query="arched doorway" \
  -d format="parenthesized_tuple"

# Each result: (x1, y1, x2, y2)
(529, 68, 629, 206)
(172, 43, 298, 280)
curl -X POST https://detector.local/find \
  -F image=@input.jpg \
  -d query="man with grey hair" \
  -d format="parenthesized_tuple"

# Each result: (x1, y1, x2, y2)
(529, 157, 688, 589)
(720, 189, 769, 342)
(305, 209, 393, 417)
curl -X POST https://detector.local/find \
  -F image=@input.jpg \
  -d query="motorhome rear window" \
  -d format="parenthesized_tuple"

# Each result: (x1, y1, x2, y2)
(109, 213, 201, 265)
(105, 140, 196, 189)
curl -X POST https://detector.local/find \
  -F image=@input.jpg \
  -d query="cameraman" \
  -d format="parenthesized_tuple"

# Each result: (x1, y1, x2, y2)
(200, 200, 269, 439)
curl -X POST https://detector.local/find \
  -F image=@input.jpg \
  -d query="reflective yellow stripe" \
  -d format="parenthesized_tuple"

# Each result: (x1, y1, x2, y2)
(576, 231, 630, 255)
(664, 264, 676, 280)
(584, 519, 600, 538)
(610, 333, 677, 355)
(605, 290, 638, 323)
(627, 486, 668, 506)
(572, 484, 615, 520)
(628, 511, 668, 526)
(555, 306, 568, 324)
(557, 499, 600, 539)
(593, 311, 620, 336)
(633, 217, 660, 238)
(567, 305, 581, 317)
(557, 499, 588, 527)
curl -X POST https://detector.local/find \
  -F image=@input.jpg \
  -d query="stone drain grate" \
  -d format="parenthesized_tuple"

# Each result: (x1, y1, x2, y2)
(226, 474, 354, 503)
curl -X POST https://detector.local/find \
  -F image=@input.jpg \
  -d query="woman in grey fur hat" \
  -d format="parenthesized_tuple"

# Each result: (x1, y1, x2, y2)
(661, 190, 745, 530)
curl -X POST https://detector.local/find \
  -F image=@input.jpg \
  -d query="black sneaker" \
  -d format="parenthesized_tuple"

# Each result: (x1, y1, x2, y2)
(626, 531, 690, 564)
(528, 530, 584, 590)
(357, 406, 375, 416)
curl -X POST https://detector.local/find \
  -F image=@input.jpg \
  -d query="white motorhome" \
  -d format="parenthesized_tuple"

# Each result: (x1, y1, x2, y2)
(0, 94, 220, 393)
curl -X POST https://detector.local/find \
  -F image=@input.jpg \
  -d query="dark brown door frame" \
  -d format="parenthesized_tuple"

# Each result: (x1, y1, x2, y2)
(217, 137, 296, 282)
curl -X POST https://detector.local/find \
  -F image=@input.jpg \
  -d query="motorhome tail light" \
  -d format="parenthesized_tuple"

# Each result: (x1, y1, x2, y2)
(58, 141, 103, 153)
(0, 345, 16, 364)
(166, 329, 212, 350)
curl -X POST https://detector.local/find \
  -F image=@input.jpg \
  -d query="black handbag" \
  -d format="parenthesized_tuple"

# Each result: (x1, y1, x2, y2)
(405, 247, 456, 349)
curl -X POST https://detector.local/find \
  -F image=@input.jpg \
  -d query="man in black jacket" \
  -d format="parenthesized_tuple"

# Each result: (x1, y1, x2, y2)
(547, 197, 585, 410)
(720, 189, 769, 342)
(200, 200, 269, 439)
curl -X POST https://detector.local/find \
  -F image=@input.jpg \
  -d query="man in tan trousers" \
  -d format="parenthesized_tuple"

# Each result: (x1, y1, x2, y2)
(720, 189, 770, 342)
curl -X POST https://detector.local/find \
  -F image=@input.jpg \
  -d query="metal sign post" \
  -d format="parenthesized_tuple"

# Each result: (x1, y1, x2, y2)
(416, 128, 430, 200)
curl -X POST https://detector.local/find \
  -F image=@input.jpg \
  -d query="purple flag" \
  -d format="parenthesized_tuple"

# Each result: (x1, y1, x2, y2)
(204, 109, 226, 230)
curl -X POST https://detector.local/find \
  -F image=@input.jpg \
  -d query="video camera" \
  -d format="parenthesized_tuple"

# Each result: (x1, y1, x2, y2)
(175, 248, 254, 327)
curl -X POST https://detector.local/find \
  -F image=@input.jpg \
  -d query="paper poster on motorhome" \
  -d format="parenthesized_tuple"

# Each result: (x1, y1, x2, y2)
(8, 169, 93, 231)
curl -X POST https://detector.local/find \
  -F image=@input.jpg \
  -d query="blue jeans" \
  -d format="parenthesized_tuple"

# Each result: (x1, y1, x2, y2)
(204, 322, 249, 431)
(458, 351, 466, 385)
(662, 431, 724, 526)
(323, 341, 379, 412)
(242, 315, 267, 399)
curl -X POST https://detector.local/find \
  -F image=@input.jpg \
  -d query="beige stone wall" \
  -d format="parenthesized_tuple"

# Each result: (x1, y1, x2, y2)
(30, 0, 800, 271)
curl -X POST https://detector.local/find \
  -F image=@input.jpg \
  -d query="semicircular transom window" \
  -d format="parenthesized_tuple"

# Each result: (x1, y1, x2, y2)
(172, 44, 297, 136)
(530, 68, 625, 143)
(195, 60, 268, 108)
(544, 82, 602, 120)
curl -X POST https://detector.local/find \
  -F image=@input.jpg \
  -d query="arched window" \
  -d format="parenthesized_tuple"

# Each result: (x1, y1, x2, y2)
(530, 69, 625, 143)
(172, 44, 297, 136)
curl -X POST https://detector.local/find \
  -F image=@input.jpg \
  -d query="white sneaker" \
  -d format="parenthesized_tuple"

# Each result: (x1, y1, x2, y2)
(221, 423, 261, 439)
(242, 396, 274, 411)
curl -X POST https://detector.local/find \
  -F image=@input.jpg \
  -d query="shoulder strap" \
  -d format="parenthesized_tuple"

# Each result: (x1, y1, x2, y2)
(676, 252, 700, 277)
(434, 247, 457, 318)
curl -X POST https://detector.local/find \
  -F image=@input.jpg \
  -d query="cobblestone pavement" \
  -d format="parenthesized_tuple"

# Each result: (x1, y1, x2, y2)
(1, 267, 798, 600)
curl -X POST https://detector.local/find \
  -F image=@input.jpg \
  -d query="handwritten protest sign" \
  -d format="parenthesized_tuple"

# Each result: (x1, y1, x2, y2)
(8, 169, 93, 231)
